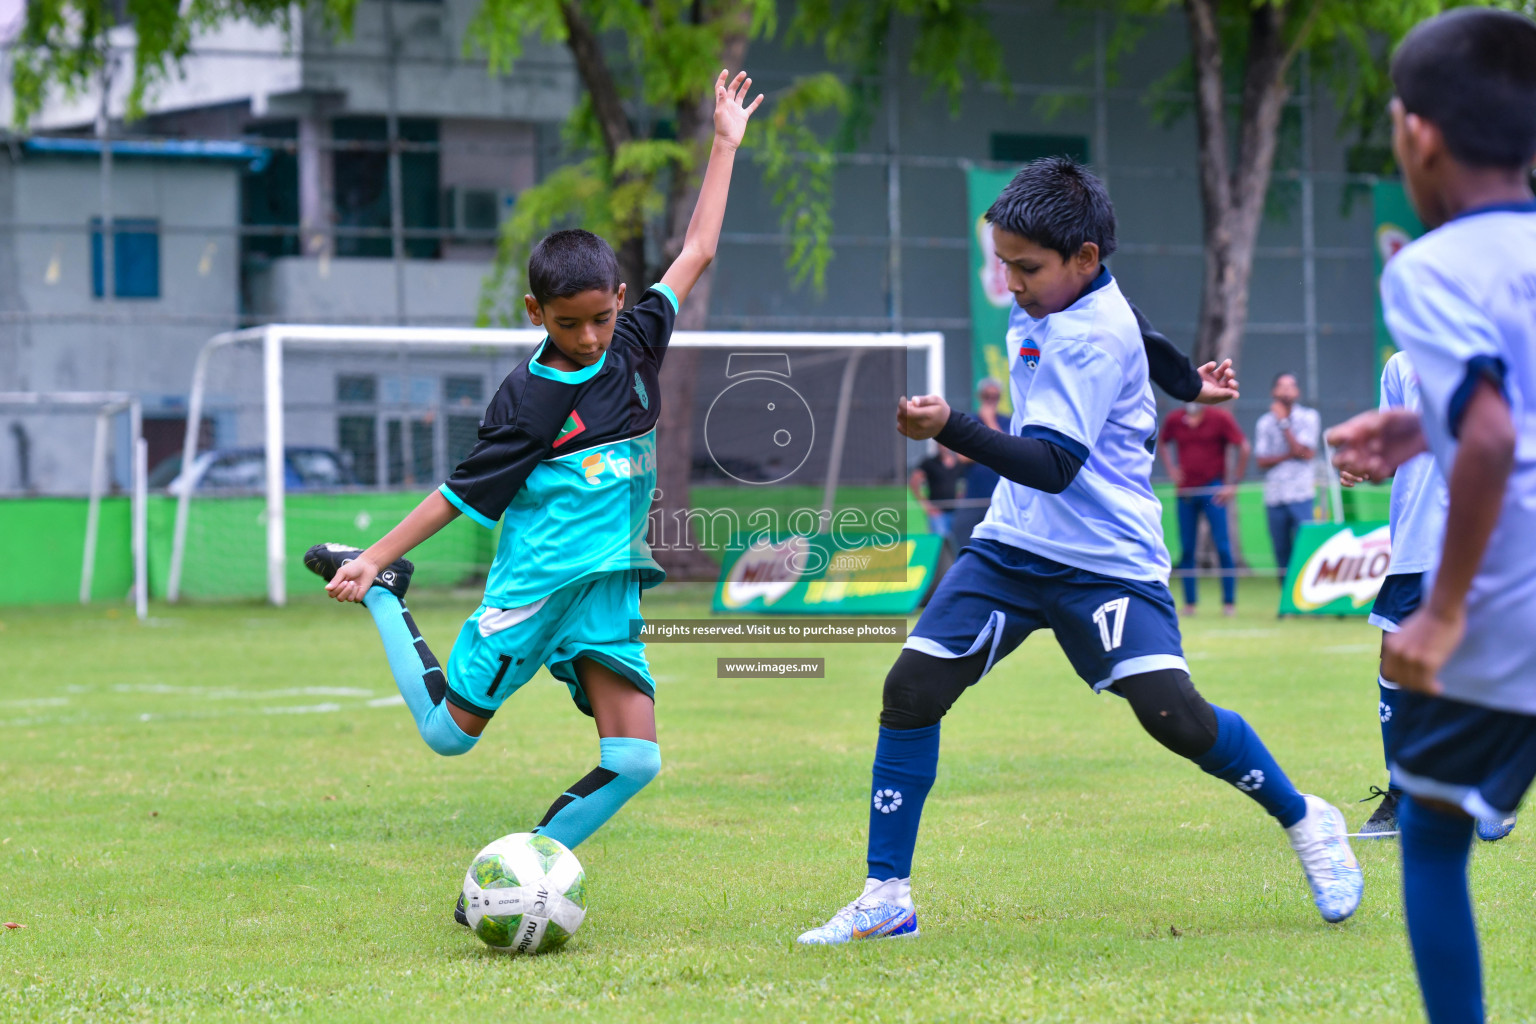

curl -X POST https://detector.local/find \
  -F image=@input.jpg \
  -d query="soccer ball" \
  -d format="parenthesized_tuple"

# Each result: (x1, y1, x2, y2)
(462, 832, 586, 954)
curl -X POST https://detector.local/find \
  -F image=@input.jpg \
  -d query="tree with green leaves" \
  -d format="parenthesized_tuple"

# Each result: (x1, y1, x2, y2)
(10, 0, 1005, 576)
(462, 0, 1002, 574)
(1077, 0, 1519, 367)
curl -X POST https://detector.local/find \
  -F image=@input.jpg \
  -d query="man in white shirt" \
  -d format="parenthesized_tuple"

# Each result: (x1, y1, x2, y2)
(1254, 373, 1321, 578)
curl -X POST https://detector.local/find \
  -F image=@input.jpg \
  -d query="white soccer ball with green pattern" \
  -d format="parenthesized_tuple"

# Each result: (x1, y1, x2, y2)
(462, 832, 586, 954)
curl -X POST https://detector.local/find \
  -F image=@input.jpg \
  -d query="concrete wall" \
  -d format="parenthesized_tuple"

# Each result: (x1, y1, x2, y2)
(245, 255, 491, 324)
(0, 154, 243, 493)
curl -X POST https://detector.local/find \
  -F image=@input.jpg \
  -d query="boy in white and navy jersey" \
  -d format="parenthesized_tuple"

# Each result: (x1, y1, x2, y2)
(798, 158, 1362, 946)
(1354, 351, 1516, 842)
(1329, 10, 1536, 1022)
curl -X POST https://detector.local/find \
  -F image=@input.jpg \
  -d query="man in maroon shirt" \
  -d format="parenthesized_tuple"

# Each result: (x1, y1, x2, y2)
(1159, 403, 1251, 615)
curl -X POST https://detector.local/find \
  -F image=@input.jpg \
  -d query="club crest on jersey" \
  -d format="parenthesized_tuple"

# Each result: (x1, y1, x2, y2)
(633, 372, 649, 410)
(1019, 345, 1041, 371)
(553, 410, 587, 448)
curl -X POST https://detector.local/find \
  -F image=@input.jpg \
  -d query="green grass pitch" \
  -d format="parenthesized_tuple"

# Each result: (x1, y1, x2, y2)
(3, 580, 1532, 1022)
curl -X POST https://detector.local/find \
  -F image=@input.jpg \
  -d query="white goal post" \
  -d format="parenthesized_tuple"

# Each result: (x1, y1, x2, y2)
(170, 324, 946, 606)
(0, 391, 148, 620)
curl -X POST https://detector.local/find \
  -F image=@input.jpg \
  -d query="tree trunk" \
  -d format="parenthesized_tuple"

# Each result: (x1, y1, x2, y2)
(1185, 0, 1294, 369)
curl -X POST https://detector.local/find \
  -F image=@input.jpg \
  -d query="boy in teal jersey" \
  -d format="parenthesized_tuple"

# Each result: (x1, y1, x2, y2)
(304, 71, 762, 921)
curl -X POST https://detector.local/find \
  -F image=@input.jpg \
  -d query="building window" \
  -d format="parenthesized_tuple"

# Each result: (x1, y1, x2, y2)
(91, 218, 160, 299)
(332, 117, 441, 259)
(336, 373, 484, 488)
(336, 374, 378, 486)
(444, 375, 484, 467)
(989, 133, 1090, 165)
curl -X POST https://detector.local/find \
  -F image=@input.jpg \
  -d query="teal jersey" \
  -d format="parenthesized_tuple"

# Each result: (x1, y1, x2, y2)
(438, 284, 677, 608)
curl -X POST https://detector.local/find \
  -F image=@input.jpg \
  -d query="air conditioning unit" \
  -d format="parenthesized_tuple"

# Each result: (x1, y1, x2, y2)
(443, 187, 515, 240)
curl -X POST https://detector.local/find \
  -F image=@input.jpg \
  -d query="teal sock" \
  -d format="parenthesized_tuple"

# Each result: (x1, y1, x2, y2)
(533, 737, 660, 849)
(361, 588, 476, 757)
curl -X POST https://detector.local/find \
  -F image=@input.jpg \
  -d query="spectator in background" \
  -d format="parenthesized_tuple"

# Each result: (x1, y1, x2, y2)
(950, 378, 1003, 547)
(911, 442, 964, 542)
(1254, 372, 1321, 579)
(1159, 402, 1250, 615)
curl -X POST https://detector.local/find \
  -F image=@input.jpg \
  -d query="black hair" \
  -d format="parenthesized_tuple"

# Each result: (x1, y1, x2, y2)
(985, 156, 1117, 262)
(1391, 8, 1536, 169)
(1273, 372, 1298, 388)
(527, 228, 621, 306)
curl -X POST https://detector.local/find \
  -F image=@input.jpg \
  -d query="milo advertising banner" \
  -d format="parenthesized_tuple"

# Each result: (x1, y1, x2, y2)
(713, 534, 943, 615)
(1279, 521, 1392, 616)
(1374, 180, 1426, 373)
(968, 166, 1019, 414)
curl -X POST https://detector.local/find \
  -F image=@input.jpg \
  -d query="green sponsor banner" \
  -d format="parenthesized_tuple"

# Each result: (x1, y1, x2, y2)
(968, 166, 1019, 414)
(1279, 520, 1392, 616)
(712, 534, 942, 615)
(1373, 180, 1425, 375)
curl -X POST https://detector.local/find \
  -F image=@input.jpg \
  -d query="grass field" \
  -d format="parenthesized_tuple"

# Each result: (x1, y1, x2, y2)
(2, 579, 1532, 1023)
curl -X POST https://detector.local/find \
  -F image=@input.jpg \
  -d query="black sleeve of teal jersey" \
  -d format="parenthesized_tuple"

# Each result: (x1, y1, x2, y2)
(936, 410, 1084, 494)
(1132, 302, 1202, 403)
(438, 422, 548, 529)
(614, 284, 680, 366)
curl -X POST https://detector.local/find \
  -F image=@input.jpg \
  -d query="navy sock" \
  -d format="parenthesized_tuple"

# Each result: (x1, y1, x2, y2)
(1195, 706, 1307, 828)
(1379, 675, 1403, 791)
(866, 724, 939, 881)
(1400, 794, 1483, 1024)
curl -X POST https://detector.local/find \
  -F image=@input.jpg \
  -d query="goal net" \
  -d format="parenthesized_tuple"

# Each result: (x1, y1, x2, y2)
(167, 325, 944, 605)
(0, 391, 148, 617)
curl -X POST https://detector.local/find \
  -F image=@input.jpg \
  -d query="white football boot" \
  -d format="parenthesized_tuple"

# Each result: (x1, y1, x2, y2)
(796, 878, 919, 945)
(1286, 794, 1364, 923)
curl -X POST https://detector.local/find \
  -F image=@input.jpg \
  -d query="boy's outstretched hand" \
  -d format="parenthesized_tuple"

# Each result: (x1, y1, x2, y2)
(326, 557, 378, 603)
(1326, 409, 1428, 482)
(714, 70, 763, 150)
(1195, 359, 1239, 404)
(899, 395, 951, 441)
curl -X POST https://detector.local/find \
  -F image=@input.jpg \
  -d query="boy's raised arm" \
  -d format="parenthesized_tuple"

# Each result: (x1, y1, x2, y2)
(659, 70, 762, 306)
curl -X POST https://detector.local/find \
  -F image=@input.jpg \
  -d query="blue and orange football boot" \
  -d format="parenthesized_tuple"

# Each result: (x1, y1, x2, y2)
(796, 879, 919, 945)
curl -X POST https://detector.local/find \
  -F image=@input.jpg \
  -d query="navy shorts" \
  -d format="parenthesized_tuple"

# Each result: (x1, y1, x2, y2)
(1368, 572, 1423, 633)
(1392, 691, 1536, 818)
(905, 538, 1188, 693)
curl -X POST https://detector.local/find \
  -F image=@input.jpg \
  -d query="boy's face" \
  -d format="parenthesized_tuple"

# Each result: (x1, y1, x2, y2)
(524, 284, 627, 368)
(990, 226, 1100, 319)
(1391, 98, 1450, 229)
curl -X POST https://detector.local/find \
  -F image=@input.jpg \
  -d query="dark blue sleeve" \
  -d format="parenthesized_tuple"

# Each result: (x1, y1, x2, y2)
(936, 411, 1084, 494)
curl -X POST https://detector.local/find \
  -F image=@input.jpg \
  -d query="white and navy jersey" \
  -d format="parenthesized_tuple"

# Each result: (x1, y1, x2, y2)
(972, 268, 1169, 582)
(1382, 200, 1536, 714)
(1379, 351, 1447, 575)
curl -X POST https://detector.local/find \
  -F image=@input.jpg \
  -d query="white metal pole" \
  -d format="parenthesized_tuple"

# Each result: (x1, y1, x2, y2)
(133, 433, 148, 621)
(925, 336, 945, 411)
(169, 335, 229, 602)
(80, 408, 110, 603)
(264, 329, 287, 606)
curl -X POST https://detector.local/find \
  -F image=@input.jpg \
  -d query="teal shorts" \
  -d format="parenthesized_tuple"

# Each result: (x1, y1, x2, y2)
(444, 570, 653, 718)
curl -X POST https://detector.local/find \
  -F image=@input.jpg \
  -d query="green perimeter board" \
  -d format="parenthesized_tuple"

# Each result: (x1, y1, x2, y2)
(968, 166, 1020, 415)
(712, 533, 943, 615)
(145, 494, 496, 600)
(1279, 520, 1392, 616)
(0, 497, 134, 605)
(2, 481, 1389, 604)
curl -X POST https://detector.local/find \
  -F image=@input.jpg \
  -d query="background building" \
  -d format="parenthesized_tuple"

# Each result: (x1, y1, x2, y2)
(0, 0, 1377, 494)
